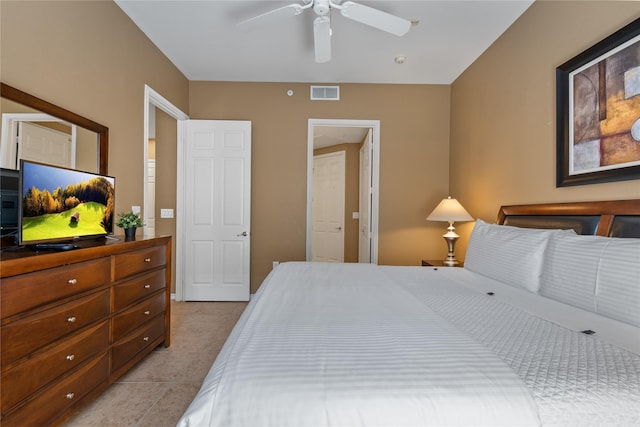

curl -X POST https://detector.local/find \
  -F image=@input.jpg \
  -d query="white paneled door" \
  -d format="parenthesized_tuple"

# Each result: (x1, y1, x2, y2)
(312, 151, 345, 262)
(18, 122, 74, 168)
(184, 120, 251, 301)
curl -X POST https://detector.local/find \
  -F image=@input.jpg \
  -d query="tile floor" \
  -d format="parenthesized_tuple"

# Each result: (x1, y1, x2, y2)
(64, 301, 248, 427)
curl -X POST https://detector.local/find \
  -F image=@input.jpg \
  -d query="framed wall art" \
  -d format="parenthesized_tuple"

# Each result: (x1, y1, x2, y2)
(556, 18, 640, 187)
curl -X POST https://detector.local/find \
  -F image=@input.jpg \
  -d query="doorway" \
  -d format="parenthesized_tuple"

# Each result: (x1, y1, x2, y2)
(306, 119, 380, 264)
(144, 86, 252, 301)
(143, 85, 189, 300)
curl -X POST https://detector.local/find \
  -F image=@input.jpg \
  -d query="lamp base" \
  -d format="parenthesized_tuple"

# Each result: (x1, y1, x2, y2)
(443, 257, 460, 267)
(442, 230, 460, 267)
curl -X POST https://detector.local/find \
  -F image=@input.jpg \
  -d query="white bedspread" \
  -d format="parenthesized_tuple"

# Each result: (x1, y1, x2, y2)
(384, 266, 640, 427)
(178, 262, 541, 427)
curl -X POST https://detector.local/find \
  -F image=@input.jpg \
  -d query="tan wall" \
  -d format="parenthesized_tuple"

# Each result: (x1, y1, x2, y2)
(190, 82, 451, 292)
(1, 0, 188, 291)
(1, 0, 189, 220)
(76, 127, 99, 172)
(154, 110, 178, 292)
(450, 1, 640, 259)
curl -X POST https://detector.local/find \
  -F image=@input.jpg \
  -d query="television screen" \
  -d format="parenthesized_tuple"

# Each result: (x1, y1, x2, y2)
(1, 168, 20, 237)
(18, 160, 115, 245)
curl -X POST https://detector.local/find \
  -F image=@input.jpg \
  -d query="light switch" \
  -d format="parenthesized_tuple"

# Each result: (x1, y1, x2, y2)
(160, 208, 174, 218)
(132, 206, 141, 214)
(352, 212, 360, 219)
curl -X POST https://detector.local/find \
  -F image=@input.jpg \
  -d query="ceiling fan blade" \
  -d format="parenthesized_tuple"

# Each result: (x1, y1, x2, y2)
(338, 1, 411, 36)
(237, 3, 305, 31)
(314, 16, 331, 63)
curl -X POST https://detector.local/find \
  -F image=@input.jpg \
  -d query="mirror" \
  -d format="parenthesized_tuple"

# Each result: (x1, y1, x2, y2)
(0, 83, 108, 174)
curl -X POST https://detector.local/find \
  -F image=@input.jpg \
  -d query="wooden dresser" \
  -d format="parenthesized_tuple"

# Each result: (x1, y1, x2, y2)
(0, 236, 171, 426)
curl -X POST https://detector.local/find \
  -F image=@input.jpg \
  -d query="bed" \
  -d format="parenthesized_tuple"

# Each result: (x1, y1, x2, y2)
(178, 200, 640, 427)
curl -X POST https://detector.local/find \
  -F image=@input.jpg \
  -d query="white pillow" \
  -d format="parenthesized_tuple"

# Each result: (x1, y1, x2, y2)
(595, 238, 640, 327)
(464, 220, 558, 293)
(539, 233, 609, 312)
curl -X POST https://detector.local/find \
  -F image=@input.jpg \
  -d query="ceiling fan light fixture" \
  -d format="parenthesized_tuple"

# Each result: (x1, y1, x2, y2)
(314, 0, 330, 16)
(239, 0, 411, 63)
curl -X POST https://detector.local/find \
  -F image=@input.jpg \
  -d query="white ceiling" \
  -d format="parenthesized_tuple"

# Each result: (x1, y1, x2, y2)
(115, 0, 534, 85)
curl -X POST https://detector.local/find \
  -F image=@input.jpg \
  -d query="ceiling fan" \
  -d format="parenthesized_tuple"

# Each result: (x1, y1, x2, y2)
(238, 0, 411, 63)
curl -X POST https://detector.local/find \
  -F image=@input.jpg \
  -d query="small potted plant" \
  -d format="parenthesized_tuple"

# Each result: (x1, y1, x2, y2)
(116, 211, 144, 239)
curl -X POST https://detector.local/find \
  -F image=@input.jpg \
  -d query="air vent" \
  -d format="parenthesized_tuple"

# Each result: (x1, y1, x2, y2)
(310, 86, 340, 101)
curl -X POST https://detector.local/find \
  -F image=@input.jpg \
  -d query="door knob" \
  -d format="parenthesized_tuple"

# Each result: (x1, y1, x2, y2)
(237, 231, 248, 237)
(336, 226, 342, 231)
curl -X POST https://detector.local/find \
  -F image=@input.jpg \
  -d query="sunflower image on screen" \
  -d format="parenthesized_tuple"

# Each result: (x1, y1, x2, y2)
(19, 160, 115, 245)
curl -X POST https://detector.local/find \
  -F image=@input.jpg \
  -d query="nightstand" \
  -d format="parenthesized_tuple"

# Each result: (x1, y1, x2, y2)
(421, 259, 464, 267)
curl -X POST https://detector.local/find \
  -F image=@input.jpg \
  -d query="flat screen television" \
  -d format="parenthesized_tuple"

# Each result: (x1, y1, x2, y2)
(18, 160, 115, 246)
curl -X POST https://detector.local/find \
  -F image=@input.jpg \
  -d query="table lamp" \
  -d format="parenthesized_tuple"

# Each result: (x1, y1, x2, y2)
(426, 196, 474, 266)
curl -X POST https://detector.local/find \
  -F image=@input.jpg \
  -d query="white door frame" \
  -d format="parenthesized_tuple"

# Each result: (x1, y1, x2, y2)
(143, 85, 189, 300)
(358, 129, 372, 263)
(306, 118, 380, 264)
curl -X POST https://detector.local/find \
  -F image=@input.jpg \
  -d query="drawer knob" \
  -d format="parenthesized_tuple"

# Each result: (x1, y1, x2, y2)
(143, 310, 151, 316)
(143, 336, 150, 342)
(144, 284, 151, 289)
(67, 316, 77, 323)
(68, 278, 78, 285)
(66, 392, 75, 400)
(144, 257, 152, 263)
(66, 354, 75, 361)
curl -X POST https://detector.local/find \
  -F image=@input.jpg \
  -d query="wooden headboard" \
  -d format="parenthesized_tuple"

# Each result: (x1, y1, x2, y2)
(496, 199, 640, 238)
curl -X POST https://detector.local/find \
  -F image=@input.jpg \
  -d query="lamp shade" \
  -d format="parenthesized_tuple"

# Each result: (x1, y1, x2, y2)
(426, 197, 473, 222)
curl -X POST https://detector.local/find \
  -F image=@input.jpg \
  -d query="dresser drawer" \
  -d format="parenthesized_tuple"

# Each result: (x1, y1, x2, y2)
(1, 320, 109, 413)
(113, 269, 165, 311)
(0, 353, 109, 427)
(1, 258, 110, 319)
(113, 245, 166, 281)
(1, 289, 110, 366)
(111, 314, 165, 373)
(113, 291, 165, 342)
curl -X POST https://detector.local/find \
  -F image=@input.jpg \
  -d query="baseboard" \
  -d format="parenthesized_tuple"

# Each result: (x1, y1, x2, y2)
(170, 293, 253, 301)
